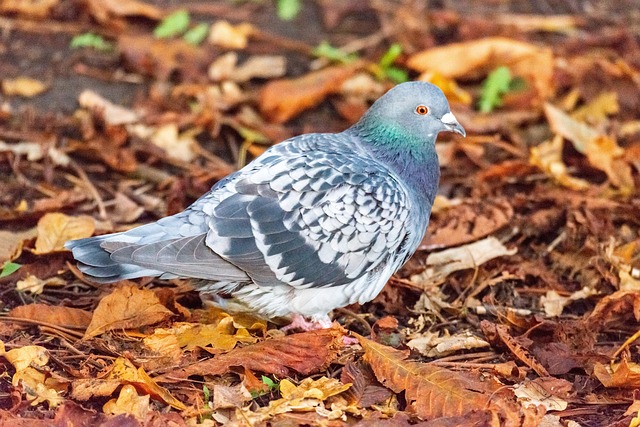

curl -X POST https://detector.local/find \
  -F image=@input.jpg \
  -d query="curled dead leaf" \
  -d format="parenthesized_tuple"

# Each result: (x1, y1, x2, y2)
(34, 213, 95, 254)
(83, 284, 173, 339)
(259, 64, 360, 123)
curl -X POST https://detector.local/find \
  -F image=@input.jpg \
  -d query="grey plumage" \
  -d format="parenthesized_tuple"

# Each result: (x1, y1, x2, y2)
(66, 81, 465, 322)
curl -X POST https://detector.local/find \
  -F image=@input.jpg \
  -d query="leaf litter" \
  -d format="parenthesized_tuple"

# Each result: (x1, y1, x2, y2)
(0, 1, 639, 426)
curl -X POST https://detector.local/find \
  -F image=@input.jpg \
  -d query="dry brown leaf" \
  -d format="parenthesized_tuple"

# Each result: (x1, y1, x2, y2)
(421, 198, 514, 250)
(357, 334, 503, 419)
(411, 237, 516, 288)
(208, 52, 287, 83)
(259, 64, 359, 123)
(586, 290, 640, 332)
(0, 228, 38, 263)
(529, 135, 590, 191)
(594, 359, 640, 389)
(159, 327, 344, 381)
(78, 90, 140, 125)
(2, 77, 47, 97)
(9, 304, 92, 329)
(238, 377, 351, 425)
(407, 37, 554, 104)
(84, 284, 173, 338)
(0, 0, 58, 19)
(481, 321, 549, 377)
(513, 378, 570, 411)
(34, 213, 95, 254)
(544, 102, 634, 193)
(86, 0, 161, 24)
(571, 91, 619, 124)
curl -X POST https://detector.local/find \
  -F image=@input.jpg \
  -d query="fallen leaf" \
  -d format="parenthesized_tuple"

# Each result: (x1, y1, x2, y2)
(407, 330, 490, 358)
(208, 52, 287, 82)
(0, 0, 58, 18)
(208, 20, 253, 49)
(34, 213, 95, 254)
(421, 198, 514, 250)
(407, 37, 554, 105)
(586, 290, 640, 332)
(594, 358, 640, 389)
(1, 342, 65, 408)
(85, 0, 161, 23)
(148, 124, 201, 162)
(238, 377, 351, 425)
(84, 284, 173, 338)
(2, 77, 47, 97)
(513, 378, 570, 411)
(0, 228, 38, 263)
(106, 357, 185, 410)
(15, 275, 65, 295)
(0, 141, 70, 166)
(357, 334, 505, 419)
(78, 90, 140, 125)
(540, 287, 598, 317)
(529, 135, 590, 191)
(259, 64, 359, 123)
(411, 237, 517, 288)
(159, 327, 344, 381)
(9, 304, 92, 329)
(544, 102, 634, 193)
(571, 91, 619, 124)
(495, 14, 582, 33)
(103, 384, 150, 420)
(481, 321, 549, 377)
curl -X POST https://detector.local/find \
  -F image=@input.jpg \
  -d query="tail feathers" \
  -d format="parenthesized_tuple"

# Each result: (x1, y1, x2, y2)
(66, 230, 251, 284)
(65, 234, 165, 283)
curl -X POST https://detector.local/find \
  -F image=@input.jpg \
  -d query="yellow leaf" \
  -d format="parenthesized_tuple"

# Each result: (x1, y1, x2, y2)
(103, 384, 150, 420)
(2, 77, 47, 97)
(208, 20, 253, 49)
(107, 357, 186, 410)
(34, 213, 95, 254)
(84, 284, 172, 338)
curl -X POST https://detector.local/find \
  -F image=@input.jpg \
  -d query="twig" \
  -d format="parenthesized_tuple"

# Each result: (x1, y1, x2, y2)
(67, 159, 108, 220)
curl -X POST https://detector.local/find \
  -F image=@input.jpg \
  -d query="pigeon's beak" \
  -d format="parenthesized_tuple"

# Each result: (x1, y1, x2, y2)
(440, 112, 466, 137)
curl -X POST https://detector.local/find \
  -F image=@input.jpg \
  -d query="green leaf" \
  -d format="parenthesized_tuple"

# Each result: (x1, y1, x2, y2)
(70, 33, 113, 51)
(312, 41, 358, 64)
(478, 66, 513, 113)
(276, 0, 301, 21)
(379, 43, 403, 69)
(154, 10, 190, 39)
(384, 66, 409, 84)
(0, 261, 20, 279)
(261, 375, 279, 391)
(202, 385, 210, 402)
(183, 23, 209, 45)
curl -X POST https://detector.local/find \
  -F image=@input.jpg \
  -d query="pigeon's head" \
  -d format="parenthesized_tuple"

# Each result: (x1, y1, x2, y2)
(355, 81, 465, 157)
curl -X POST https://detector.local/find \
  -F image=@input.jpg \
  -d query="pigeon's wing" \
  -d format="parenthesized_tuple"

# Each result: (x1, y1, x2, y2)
(199, 133, 415, 289)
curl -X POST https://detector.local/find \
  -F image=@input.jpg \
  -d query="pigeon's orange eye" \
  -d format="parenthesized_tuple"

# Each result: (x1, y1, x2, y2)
(415, 105, 429, 115)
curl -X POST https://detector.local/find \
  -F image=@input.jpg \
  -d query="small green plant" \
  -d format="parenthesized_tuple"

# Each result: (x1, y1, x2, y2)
(312, 41, 358, 64)
(154, 10, 191, 39)
(251, 375, 280, 398)
(70, 33, 113, 51)
(0, 261, 20, 279)
(478, 66, 526, 113)
(183, 23, 209, 45)
(377, 43, 408, 83)
(276, 0, 301, 21)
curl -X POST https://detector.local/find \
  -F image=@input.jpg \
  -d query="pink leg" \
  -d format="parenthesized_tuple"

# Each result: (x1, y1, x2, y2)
(281, 313, 333, 332)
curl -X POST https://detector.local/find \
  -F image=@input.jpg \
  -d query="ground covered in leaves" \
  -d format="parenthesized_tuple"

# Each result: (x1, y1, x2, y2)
(1, 1, 640, 426)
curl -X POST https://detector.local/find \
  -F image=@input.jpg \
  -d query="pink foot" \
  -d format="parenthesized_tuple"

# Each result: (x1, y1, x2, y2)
(281, 313, 333, 332)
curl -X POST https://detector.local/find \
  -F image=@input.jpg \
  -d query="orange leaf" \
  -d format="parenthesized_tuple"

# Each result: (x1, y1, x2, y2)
(357, 334, 503, 419)
(84, 284, 172, 338)
(9, 304, 92, 329)
(259, 64, 359, 123)
(159, 327, 344, 381)
(594, 359, 640, 389)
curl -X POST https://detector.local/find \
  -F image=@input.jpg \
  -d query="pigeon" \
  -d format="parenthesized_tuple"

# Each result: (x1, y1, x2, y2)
(66, 81, 465, 330)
